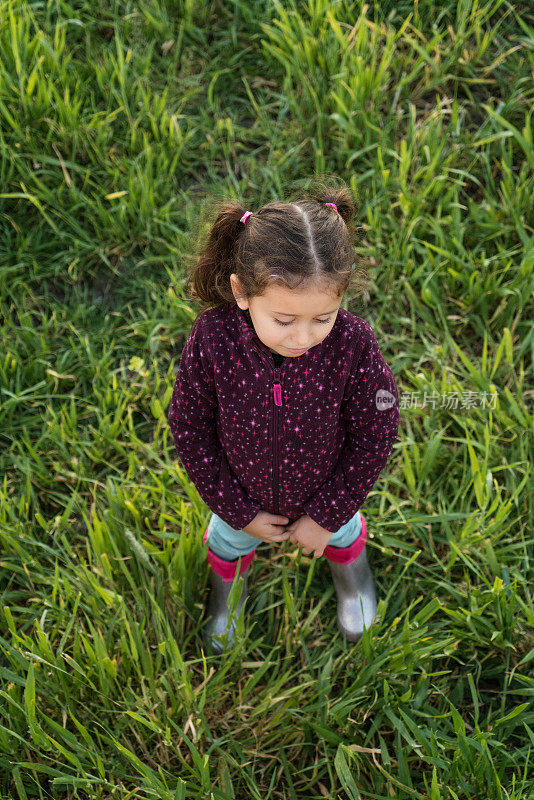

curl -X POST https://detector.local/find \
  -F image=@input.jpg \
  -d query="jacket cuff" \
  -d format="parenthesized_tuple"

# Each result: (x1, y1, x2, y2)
(302, 500, 358, 534)
(216, 505, 260, 532)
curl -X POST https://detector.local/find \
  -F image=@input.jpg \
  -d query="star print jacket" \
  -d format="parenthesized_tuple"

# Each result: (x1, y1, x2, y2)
(167, 303, 400, 533)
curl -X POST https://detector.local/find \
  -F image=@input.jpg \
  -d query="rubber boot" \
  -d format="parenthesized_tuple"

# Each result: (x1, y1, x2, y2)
(323, 513, 377, 642)
(202, 528, 256, 654)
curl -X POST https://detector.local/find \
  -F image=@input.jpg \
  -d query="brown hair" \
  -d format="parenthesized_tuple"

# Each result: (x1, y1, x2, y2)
(176, 175, 372, 312)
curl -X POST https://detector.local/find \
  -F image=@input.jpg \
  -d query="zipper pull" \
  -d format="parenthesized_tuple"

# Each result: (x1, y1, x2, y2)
(273, 367, 282, 406)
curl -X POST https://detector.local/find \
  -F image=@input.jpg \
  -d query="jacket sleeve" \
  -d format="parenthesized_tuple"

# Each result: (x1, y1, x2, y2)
(167, 315, 261, 531)
(303, 321, 400, 533)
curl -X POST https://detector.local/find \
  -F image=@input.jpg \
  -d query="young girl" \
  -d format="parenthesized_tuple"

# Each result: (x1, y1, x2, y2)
(167, 182, 400, 654)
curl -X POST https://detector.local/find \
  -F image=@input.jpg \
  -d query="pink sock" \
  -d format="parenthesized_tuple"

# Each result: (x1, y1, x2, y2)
(323, 513, 367, 563)
(203, 528, 256, 582)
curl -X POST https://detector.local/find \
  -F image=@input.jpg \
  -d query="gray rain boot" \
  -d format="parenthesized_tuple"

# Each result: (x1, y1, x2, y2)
(203, 563, 251, 654)
(327, 546, 378, 642)
(202, 527, 256, 654)
(323, 514, 377, 642)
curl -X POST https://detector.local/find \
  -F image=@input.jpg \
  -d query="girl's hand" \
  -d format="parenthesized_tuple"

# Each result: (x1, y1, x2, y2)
(285, 515, 334, 558)
(242, 511, 291, 544)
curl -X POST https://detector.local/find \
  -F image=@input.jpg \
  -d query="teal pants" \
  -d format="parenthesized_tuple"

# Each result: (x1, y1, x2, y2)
(206, 509, 362, 561)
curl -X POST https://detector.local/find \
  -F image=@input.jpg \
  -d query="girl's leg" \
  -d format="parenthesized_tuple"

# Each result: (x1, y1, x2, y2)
(203, 515, 258, 651)
(327, 510, 363, 548)
(324, 510, 376, 640)
(205, 513, 259, 561)
(324, 510, 367, 564)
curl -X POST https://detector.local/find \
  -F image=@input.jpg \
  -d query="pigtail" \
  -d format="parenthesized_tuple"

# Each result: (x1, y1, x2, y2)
(305, 175, 356, 230)
(298, 173, 375, 304)
(178, 198, 251, 311)
(320, 191, 354, 229)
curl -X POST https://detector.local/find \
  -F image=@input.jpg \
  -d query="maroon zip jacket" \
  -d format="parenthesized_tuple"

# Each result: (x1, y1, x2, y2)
(167, 303, 399, 533)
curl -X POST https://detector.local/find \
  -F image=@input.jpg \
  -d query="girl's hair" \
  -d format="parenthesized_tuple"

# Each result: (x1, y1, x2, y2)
(178, 175, 372, 311)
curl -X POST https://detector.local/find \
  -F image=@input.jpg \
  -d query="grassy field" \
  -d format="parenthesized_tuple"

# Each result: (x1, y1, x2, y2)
(1, 0, 533, 797)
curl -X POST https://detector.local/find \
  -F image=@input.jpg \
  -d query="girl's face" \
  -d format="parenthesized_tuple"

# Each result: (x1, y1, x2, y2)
(230, 274, 342, 357)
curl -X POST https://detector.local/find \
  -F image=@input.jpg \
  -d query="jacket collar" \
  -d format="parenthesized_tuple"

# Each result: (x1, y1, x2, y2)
(234, 305, 276, 362)
(235, 305, 256, 343)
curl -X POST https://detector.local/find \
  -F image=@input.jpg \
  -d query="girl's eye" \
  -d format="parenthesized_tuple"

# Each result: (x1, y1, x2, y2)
(274, 318, 331, 327)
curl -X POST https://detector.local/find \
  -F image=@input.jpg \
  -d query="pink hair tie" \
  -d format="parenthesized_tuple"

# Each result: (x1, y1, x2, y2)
(240, 210, 253, 223)
(325, 202, 337, 211)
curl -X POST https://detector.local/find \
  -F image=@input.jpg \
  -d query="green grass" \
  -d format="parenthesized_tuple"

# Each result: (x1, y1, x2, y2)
(1, 0, 533, 797)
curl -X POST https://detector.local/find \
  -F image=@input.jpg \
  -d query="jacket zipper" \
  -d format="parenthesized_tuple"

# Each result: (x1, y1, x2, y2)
(273, 366, 282, 514)
(250, 340, 283, 515)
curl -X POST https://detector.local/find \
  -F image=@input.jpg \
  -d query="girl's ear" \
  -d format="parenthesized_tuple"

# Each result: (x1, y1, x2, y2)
(230, 273, 248, 310)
